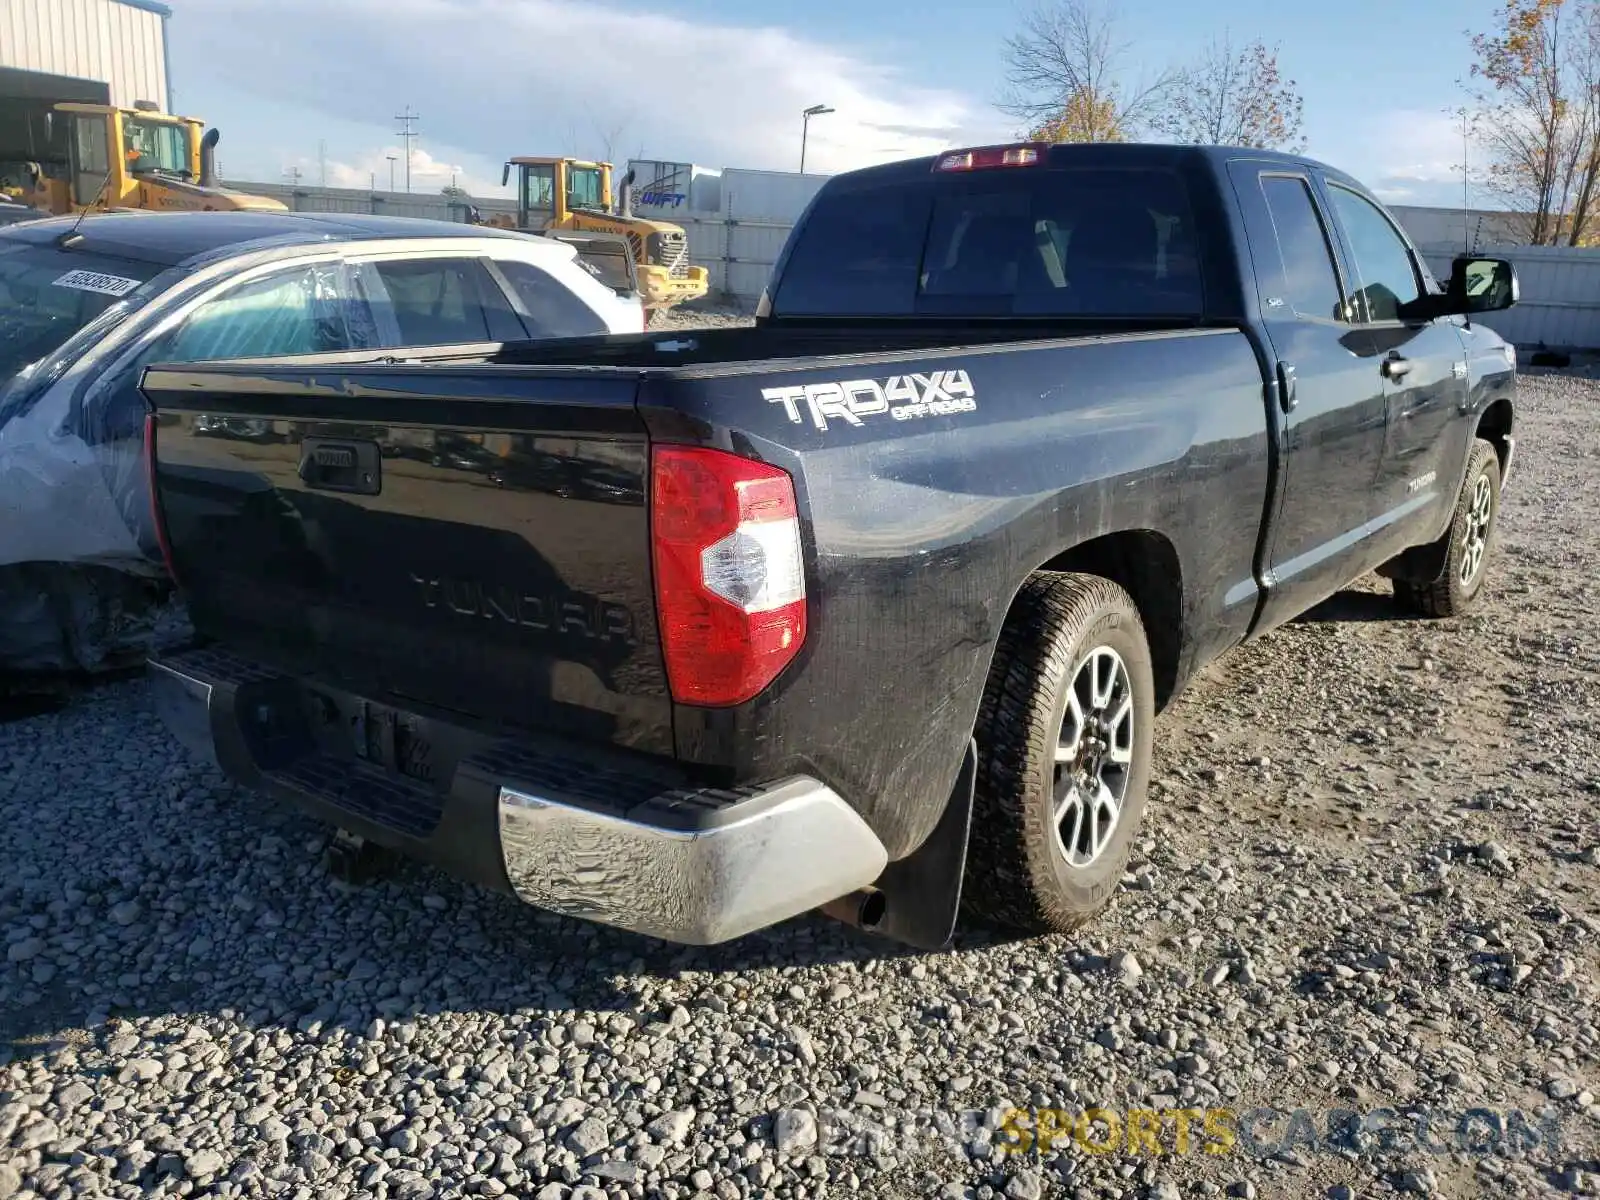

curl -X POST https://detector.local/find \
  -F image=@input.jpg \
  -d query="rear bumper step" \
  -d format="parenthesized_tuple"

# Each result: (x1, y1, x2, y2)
(148, 648, 886, 944)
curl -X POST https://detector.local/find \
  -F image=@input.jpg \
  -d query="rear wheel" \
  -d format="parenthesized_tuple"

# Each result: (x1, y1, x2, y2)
(964, 573, 1156, 935)
(1393, 438, 1501, 618)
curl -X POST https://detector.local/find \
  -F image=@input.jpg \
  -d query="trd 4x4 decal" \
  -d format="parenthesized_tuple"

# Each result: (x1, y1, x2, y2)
(762, 369, 977, 432)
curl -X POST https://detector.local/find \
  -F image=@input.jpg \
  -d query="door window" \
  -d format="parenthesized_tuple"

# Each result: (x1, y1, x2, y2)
(522, 165, 556, 212)
(1327, 185, 1422, 323)
(168, 262, 376, 360)
(568, 166, 605, 211)
(1258, 176, 1344, 321)
(73, 116, 110, 206)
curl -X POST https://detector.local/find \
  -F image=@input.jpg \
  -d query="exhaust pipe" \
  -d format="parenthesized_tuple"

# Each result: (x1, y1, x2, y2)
(199, 127, 220, 188)
(618, 168, 635, 219)
(820, 887, 887, 932)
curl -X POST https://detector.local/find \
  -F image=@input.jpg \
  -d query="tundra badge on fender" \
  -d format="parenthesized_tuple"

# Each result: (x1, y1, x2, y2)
(763, 369, 977, 432)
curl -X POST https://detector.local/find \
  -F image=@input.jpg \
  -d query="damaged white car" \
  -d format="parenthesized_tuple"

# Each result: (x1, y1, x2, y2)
(0, 209, 644, 673)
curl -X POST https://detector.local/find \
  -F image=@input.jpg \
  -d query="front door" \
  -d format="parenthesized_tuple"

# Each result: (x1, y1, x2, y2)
(1321, 182, 1470, 559)
(1226, 162, 1390, 632)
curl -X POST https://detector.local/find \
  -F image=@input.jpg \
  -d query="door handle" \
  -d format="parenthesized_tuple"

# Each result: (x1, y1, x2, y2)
(1381, 353, 1412, 380)
(1276, 361, 1297, 413)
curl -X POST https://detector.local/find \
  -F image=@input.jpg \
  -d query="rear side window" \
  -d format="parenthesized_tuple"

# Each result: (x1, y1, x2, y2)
(771, 167, 1203, 318)
(1259, 176, 1344, 321)
(772, 186, 932, 316)
(494, 260, 607, 338)
(370, 258, 514, 345)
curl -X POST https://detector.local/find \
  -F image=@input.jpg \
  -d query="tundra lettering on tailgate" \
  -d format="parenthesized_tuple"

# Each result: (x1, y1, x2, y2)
(763, 369, 977, 432)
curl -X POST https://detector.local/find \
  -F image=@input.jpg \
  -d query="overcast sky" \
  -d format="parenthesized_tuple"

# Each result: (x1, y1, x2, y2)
(166, 0, 1506, 207)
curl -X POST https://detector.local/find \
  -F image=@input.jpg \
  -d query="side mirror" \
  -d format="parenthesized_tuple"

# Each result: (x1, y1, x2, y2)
(1446, 255, 1518, 314)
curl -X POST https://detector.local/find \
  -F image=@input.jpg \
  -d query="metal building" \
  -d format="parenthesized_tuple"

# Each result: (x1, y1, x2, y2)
(0, 0, 172, 111)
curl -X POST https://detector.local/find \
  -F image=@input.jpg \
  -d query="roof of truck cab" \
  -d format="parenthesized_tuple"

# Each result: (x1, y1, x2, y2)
(829, 141, 1344, 188)
(0, 210, 534, 268)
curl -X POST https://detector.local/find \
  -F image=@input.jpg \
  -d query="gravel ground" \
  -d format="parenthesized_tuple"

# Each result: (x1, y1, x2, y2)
(2, 368, 1598, 1200)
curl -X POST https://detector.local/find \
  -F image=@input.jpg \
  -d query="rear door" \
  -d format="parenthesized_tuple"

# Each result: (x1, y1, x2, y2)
(1226, 162, 1389, 629)
(1319, 180, 1469, 557)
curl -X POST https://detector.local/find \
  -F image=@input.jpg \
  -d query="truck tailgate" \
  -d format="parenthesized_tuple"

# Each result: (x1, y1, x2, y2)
(140, 362, 674, 757)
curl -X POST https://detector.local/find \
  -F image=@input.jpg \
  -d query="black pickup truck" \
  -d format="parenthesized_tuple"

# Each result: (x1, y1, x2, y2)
(137, 142, 1519, 949)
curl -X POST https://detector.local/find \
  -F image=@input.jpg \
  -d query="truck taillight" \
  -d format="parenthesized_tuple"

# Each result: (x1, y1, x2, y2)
(934, 143, 1046, 172)
(650, 446, 806, 707)
(143, 412, 180, 585)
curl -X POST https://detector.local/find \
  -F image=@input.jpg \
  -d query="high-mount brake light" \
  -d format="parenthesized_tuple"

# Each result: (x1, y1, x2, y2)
(650, 446, 807, 707)
(143, 412, 181, 585)
(934, 143, 1046, 172)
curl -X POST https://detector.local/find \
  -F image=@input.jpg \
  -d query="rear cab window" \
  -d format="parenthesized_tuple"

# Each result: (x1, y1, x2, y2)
(771, 164, 1204, 319)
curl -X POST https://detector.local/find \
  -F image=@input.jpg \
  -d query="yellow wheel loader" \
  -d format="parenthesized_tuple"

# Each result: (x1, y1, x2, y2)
(14, 99, 287, 216)
(489, 157, 709, 321)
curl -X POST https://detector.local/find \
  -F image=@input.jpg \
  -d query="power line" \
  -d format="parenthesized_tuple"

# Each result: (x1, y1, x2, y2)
(394, 105, 419, 194)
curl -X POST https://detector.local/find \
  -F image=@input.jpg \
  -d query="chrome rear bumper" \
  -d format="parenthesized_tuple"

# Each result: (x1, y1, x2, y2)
(498, 777, 886, 944)
(147, 649, 886, 945)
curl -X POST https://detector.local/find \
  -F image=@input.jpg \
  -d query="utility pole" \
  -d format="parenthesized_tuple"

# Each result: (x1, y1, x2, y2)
(318, 139, 327, 188)
(394, 105, 419, 193)
(386, 155, 397, 193)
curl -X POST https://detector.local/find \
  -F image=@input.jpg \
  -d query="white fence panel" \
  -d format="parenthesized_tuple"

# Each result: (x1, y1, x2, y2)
(1419, 244, 1600, 350)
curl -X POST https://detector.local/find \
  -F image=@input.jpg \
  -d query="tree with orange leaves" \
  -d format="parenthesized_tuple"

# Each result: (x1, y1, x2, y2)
(1469, 0, 1600, 244)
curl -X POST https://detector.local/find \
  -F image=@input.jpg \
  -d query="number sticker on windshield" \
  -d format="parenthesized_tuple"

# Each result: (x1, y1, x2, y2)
(52, 269, 143, 297)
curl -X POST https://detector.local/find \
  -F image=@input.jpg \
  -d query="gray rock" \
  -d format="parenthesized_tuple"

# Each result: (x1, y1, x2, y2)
(1203, 964, 1230, 986)
(1005, 1168, 1044, 1200)
(773, 1108, 818, 1155)
(565, 1116, 610, 1157)
(1547, 1078, 1579, 1100)
(109, 900, 142, 925)
(1396, 1167, 1436, 1194)
(647, 1109, 695, 1145)
(1328, 1186, 1356, 1200)
(119, 1058, 163, 1083)
(1113, 952, 1144, 986)
(6, 937, 44, 963)
(0, 1163, 19, 1200)
(1148, 1182, 1181, 1200)
(14, 1117, 60, 1151)
(1228, 1184, 1257, 1199)
(186, 1149, 226, 1178)
(534, 1186, 568, 1200)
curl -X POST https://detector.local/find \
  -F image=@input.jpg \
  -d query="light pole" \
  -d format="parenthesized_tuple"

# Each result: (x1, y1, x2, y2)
(800, 104, 834, 175)
(386, 155, 396, 193)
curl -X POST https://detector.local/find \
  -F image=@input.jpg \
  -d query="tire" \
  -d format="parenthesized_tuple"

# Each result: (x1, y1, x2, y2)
(1393, 438, 1501, 618)
(963, 572, 1157, 935)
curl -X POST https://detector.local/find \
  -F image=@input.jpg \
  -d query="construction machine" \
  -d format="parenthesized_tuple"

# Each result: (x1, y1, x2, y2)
(490, 157, 708, 320)
(4, 91, 287, 216)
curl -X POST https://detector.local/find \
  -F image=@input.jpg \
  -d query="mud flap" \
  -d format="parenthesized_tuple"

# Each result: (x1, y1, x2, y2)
(868, 738, 977, 950)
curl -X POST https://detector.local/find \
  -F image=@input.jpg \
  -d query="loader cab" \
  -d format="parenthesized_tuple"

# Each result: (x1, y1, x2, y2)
(502, 156, 614, 230)
(50, 101, 199, 209)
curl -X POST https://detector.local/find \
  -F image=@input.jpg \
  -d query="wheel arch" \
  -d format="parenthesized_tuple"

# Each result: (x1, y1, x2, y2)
(1022, 528, 1186, 713)
(1475, 395, 1515, 474)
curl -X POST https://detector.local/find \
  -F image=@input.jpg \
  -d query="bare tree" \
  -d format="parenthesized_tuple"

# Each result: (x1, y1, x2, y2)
(1157, 35, 1305, 151)
(1000, 0, 1177, 142)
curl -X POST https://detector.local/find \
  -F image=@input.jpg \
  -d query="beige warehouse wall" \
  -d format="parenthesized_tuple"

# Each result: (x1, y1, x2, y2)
(0, 0, 169, 111)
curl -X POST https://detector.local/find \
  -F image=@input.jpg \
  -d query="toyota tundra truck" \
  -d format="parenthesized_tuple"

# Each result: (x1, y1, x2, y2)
(136, 142, 1519, 949)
